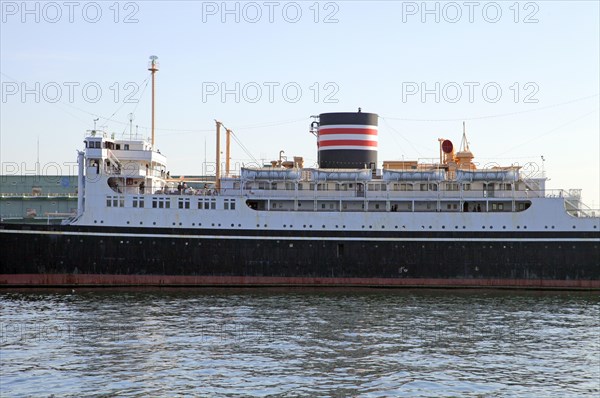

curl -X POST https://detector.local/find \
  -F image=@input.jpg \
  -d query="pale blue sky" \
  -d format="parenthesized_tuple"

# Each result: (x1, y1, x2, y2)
(1, 1, 599, 205)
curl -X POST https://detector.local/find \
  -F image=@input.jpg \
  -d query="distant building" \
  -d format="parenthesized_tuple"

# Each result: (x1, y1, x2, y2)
(0, 174, 214, 222)
(0, 175, 78, 222)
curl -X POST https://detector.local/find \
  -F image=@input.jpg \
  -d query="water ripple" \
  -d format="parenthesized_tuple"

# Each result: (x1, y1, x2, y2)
(1, 289, 599, 397)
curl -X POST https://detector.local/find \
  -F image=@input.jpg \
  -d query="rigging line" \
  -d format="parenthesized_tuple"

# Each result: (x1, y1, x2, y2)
(157, 118, 307, 135)
(381, 93, 599, 122)
(234, 118, 310, 130)
(230, 131, 260, 165)
(1, 72, 308, 134)
(380, 117, 426, 156)
(51, 102, 93, 126)
(157, 128, 214, 136)
(99, 75, 150, 126)
(0, 71, 157, 130)
(129, 77, 150, 115)
(497, 108, 599, 156)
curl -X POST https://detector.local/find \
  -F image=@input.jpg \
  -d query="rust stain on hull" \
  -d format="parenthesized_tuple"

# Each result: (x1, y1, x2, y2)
(1, 274, 599, 290)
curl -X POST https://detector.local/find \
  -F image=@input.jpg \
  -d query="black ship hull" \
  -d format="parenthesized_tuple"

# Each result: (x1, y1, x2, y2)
(1, 224, 599, 289)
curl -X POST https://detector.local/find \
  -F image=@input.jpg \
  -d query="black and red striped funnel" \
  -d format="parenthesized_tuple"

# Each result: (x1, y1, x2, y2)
(317, 111, 378, 169)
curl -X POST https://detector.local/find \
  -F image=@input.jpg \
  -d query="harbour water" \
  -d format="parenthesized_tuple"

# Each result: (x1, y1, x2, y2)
(1, 289, 598, 397)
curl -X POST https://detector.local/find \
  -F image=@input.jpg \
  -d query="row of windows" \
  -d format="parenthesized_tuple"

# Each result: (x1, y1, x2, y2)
(269, 202, 516, 211)
(246, 182, 516, 192)
(106, 196, 124, 207)
(86, 140, 130, 150)
(108, 196, 234, 210)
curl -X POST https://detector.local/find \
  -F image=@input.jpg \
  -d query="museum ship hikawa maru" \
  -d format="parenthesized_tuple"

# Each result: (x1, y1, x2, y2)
(1, 60, 598, 288)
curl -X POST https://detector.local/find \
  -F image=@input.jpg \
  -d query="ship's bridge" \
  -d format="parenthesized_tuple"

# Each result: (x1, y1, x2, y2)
(84, 131, 166, 176)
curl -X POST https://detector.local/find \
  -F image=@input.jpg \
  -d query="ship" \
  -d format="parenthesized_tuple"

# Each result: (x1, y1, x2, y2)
(1, 58, 599, 289)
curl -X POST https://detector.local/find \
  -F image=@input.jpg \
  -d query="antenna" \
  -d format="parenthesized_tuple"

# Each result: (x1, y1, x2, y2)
(128, 113, 135, 140)
(93, 118, 99, 131)
(37, 136, 40, 175)
(541, 155, 546, 177)
(460, 121, 470, 152)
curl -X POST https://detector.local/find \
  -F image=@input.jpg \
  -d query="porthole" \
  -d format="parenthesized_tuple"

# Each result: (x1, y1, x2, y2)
(173, 223, 176, 226)
(572, 226, 576, 229)
(231, 224, 235, 227)
(192, 223, 195, 226)
(126, 221, 130, 225)
(100, 220, 104, 224)
(94, 220, 97, 224)
(139, 222, 143, 225)
(524, 226, 527, 229)
(503, 226, 506, 229)
(482, 226, 485, 229)
(153, 222, 156, 225)
(442, 226, 445, 229)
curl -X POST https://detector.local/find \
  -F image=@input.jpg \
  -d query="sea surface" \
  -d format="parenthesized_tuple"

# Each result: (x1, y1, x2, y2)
(1, 288, 598, 397)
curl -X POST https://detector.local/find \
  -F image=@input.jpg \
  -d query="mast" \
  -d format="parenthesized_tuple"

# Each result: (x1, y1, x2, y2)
(226, 128, 231, 177)
(215, 120, 221, 192)
(148, 55, 159, 147)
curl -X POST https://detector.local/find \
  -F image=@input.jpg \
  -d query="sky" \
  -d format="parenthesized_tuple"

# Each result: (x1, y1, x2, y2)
(1, 0, 599, 206)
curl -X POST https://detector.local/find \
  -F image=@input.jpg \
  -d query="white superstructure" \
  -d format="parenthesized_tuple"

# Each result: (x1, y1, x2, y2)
(69, 128, 599, 235)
